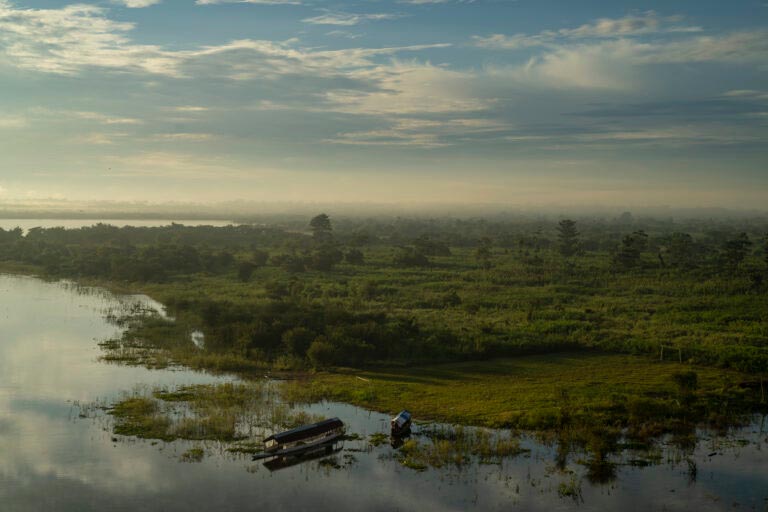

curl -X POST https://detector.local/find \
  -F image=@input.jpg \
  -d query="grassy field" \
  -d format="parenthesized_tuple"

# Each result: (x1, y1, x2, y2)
(283, 352, 761, 431)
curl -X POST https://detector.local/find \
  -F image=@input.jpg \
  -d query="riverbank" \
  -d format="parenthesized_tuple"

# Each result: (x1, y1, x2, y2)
(282, 353, 763, 434)
(2, 264, 764, 435)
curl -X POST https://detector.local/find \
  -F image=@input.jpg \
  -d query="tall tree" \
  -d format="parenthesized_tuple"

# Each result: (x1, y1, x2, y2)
(664, 232, 697, 269)
(557, 219, 580, 257)
(720, 232, 752, 274)
(612, 230, 648, 271)
(475, 237, 493, 269)
(309, 213, 333, 241)
(763, 233, 768, 269)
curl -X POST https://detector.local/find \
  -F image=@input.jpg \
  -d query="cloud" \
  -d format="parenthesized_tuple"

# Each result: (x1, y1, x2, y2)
(302, 11, 403, 26)
(196, 0, 301, 5)
(113, 0, 162, 8)
(0, 0, 177, 75)
(473, 12, 703, 49)
(329, 117, 507, 148)
(321, 60, 487, 115)
(69, 111, 143, 125)
(0, 1, 447, 81)
(101, 151, 253, 178)
(75, 132, 122, 145)
(325, 30, 363, 39)
(152, 132, 215, 141)
(559, 12, 701, 38)
(483, 31, 768, 91)
(504, 125, 762, 148)
(164, 106, 210, 112)
(724, 90, 768, 101)
(0, 115, 27, 128)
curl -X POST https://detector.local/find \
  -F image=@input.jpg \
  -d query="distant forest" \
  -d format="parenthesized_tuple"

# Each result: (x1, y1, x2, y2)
(1, 214, 767, 374)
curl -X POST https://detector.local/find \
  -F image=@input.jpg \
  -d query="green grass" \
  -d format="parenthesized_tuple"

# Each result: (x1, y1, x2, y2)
(108, 382, 325, 443)
(180, 447, 205, 463)
(282, 352, 761, 430)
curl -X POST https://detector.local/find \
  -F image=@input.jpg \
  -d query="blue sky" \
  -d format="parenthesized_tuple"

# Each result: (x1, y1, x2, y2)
(0, 0, 766, 208)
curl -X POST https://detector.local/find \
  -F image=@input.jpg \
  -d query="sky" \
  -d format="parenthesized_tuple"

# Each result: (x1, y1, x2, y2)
(0, 0, 766, 209)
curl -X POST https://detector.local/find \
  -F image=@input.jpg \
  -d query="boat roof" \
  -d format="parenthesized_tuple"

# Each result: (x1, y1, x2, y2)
(393, 410, 411, 421)
(264, 418, 344, 444)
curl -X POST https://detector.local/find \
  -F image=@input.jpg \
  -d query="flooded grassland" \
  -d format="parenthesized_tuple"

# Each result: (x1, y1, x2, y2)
(1, 273, 767, 511)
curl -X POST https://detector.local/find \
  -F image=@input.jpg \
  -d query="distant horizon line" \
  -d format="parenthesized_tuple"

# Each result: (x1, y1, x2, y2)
(1, 199, 767, 220)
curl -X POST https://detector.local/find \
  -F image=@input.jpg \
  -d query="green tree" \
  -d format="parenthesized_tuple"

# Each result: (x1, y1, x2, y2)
(307, 336, 337, 367)
(763, 233, 768, 269)
(612, 230, 648, 271)
(475, 237, 493, 269)
(252, 249, 269, 266)
(237, 261, 256, 282)
(557, 219, 580, 257)
(393, 247, 430, 267)
(345, 248, 365, 265)
(282, 327, 316, 357)
(720, 232, 751, 274)
(663, 232, 697, 269)
(309, 213, 333, 241)
(308, 246, 343, 271)
(413, 235, 451, 256)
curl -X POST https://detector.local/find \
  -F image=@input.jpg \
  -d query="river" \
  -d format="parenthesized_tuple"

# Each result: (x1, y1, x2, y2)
(0, 274, 766, 511)
(0, 219, 236, 233)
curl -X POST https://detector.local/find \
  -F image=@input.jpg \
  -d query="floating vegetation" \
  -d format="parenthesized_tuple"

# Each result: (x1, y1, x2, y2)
(180, 447, 205, 463)
(108, 381, 324, 443)
(368, 433, 389, 447)
(391, 425, 529, 471)
(318, 457, 341, 470)
(557, 476, 583, 502)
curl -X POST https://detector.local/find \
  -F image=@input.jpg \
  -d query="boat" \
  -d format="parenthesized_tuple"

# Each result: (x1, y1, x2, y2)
(257, 418, 345, 459)
(390, 410, 412, 436)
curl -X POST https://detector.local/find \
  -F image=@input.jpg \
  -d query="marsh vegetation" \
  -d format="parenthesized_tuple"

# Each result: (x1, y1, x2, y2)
(1, 214, 767, 454)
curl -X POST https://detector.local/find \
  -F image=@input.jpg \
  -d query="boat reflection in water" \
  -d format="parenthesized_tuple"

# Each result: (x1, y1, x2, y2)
(262, 441, 344, 472)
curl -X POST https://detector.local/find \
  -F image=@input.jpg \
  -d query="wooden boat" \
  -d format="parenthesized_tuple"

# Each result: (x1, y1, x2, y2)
(259, 418, 345, 458)
(390, 410, 412, 436)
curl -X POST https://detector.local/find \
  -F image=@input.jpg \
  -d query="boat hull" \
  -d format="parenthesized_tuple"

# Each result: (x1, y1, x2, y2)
(264, 431, 345, 458)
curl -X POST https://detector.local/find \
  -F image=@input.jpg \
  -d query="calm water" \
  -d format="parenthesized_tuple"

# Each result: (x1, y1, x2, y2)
(0, 219, 235, 233)
(0, 274, 766, 512)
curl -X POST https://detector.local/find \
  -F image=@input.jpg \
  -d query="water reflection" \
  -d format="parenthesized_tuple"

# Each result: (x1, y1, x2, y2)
(0, 274, 767, 511)
(0, 219, 236, 234)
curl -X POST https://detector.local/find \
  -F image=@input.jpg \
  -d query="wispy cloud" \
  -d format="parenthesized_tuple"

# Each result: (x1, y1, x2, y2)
(0, 0, 175, 75)
(0, 115, 27, 128)
(152, 132, 215, 141)
(69, 111, 144, 125)
(101, 151, 250, 179)
(724, 89, 768, 101)
(302, 10, 403, 26)
(113, 0, 163, 8)
(164, 106, 211, 112)
(75, 132, 126, 145)
(330, 118, 507, 148)
(479, 30, 768, 91)
(0, 1, 445, 80)
(325, 30, 363, 39)
(473, 12, 703, 49)
(196, 0, 302, 5)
